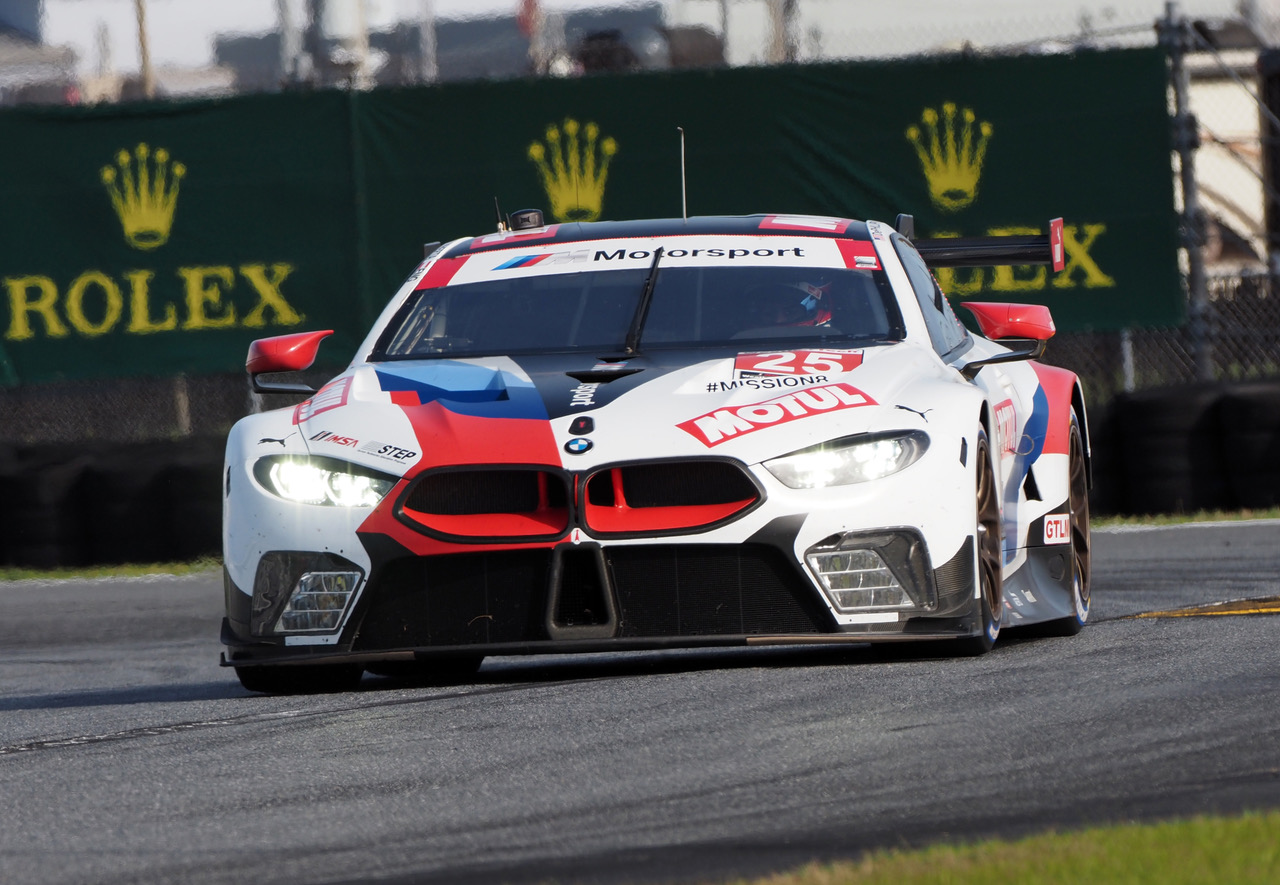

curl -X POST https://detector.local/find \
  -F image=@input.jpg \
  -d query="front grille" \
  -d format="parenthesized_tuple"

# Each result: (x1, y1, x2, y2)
(405, 468, 568, 514)
(582, 460, 761, 536)
(352, 550, 551, 649)
(586, 461, 758, 508)
(610, 545, 832, 636)
(399, 467, 570, 540)
(350, 543, 833, 650)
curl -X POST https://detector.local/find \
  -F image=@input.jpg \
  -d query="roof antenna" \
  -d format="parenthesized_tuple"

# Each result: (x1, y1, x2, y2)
(678, 126, 687, 222)
(493, 196, 508, 233)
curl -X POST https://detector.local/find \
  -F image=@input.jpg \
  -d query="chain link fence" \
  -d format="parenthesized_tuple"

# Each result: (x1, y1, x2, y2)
(1041, 272, 1280, 409)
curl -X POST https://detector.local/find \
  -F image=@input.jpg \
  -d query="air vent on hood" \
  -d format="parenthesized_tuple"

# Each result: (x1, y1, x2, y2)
(565, 368, 644, 383)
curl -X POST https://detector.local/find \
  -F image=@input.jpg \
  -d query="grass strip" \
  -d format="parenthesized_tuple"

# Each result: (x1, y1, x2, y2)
(0, 556, 222, 583)
(1093, 506, 1280, 528)
(731, 811, 1280, 885)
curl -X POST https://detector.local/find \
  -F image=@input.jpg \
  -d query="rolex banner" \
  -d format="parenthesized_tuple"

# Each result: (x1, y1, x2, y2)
(0, 91, 361, 386)
(0, 48, 1177, 385)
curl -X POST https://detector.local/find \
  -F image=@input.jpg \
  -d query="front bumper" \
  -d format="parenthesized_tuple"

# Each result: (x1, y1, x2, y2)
(220, 531, 983, 668)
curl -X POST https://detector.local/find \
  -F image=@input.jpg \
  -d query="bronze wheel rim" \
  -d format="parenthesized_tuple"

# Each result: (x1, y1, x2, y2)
(1068, 420, 1091, 619)
(976, 437, 1003, 629)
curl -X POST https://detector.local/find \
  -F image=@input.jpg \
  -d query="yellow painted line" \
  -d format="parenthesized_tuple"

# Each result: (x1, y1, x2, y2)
(1134, 596, 1280, 619)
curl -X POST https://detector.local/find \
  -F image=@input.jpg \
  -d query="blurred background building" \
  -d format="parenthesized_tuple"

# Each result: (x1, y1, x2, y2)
(3, 0, 1280, 439)
(0, 0, 1271, 272)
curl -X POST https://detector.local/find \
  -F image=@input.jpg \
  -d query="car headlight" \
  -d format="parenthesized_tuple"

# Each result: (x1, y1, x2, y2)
(253, 456, 397, 507)
(763, 431, 929, 489)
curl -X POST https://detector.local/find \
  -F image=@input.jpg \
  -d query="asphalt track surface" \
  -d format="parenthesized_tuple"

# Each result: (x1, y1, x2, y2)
(2, 521, 1278, 885)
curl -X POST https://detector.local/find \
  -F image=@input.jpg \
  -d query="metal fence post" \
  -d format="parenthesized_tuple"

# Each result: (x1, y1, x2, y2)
(1121, 328, 1136, 392)
(1159, 2, 1213, 381)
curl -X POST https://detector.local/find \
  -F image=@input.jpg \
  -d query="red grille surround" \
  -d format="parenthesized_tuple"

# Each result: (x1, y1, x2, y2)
(581, 459, 761, 536)
(397, 459, 762, 542)
(399, 466, 570, 541)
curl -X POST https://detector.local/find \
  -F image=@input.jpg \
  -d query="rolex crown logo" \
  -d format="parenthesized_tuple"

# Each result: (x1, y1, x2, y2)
(528, 118, 617, 223)
(100, 143, 186, 251)
(906, 103, 992, 213)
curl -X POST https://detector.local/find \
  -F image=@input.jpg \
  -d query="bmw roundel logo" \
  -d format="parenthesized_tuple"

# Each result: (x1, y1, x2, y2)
(564, 437, 593, 455)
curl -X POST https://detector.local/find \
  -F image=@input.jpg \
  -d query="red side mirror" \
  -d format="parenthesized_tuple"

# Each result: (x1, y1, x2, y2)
(962, 302, 1056, 341)
(246, 330, 334, 375)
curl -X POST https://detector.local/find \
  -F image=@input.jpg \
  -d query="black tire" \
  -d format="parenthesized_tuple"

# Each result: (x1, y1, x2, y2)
(946, 430, 1003, 656)
(1113, 384, 1229, 514)
(0, 455, 93, 568)
(235, 664, 364, 695)
(81, 444, 173, 565)
(1042, 410, 1091, 636)
(1220, 384, 1280, 508)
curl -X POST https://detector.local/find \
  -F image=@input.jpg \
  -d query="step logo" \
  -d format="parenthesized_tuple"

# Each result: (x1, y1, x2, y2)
(528, 118, 618, 222)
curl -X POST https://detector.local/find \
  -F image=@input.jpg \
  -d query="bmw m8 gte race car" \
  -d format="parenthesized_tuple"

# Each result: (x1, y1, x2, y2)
(221, 211, 1091, 694)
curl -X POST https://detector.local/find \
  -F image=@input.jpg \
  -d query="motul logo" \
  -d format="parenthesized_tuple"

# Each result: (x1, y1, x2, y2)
(678, 382, 877, 447)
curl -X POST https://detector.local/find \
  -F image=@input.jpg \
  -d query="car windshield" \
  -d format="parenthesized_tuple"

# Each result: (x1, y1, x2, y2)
(374, 264, 904, 360)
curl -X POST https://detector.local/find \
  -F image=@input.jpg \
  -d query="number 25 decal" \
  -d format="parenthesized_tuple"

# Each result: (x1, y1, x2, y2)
(735, 350, 863, 376)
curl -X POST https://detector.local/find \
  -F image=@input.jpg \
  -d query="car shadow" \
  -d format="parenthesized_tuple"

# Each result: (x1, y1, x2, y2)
(0, 679, 251, 711)
(361, 641, 905, 691)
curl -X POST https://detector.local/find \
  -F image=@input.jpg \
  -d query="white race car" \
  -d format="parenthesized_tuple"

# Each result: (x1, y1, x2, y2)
(221, 211, 1090, 693)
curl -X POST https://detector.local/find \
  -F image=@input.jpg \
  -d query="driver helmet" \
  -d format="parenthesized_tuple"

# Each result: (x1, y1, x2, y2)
(745, 279, 833, 326)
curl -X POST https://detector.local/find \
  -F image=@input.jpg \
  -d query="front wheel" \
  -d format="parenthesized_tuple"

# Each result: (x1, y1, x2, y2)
(946, 429, 1003, 656)
(1043, 409, 1091, 636)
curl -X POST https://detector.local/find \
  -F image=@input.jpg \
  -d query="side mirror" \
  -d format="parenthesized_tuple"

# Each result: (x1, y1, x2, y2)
(247, 330, 334, 394)
(958, 303, 1054, 380)
(962, 302, 1056, 340)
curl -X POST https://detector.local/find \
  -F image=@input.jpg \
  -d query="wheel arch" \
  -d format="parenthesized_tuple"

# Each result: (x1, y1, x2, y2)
(1030, 362, 1092, 489)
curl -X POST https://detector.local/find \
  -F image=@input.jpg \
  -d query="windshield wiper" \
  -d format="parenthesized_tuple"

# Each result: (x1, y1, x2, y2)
(623, 246, 663, 355)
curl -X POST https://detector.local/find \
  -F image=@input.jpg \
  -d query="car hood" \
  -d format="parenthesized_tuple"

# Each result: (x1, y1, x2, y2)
(295, 343, 955, 475)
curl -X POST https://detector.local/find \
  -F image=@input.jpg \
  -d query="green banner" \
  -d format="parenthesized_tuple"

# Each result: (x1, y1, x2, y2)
(0, 91, 365, 385)
(0, 48, 1178, 385)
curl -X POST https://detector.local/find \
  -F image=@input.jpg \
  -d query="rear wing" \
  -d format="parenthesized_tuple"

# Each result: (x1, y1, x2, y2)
(896, 214, 1065, 271)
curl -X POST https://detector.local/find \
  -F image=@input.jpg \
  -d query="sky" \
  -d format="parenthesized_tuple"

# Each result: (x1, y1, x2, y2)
(41, 0, 1248, 77)
(43, 0, 652, 75)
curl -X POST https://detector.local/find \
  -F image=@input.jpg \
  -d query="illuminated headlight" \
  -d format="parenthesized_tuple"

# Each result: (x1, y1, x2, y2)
(805, 531, 936, 613)
(254, 456, 396, 507)
(276, 571, 360, 632)
(763, 431, 928, 489)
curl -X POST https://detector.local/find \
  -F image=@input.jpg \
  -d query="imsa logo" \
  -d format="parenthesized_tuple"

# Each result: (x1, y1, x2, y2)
(678, 383, 877, 447)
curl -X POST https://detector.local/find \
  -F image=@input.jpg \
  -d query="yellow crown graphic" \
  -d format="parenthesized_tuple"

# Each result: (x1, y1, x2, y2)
(100, 143, 186, 251)
(905, 103, 992, 213)
(528, 118, 617, 222)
